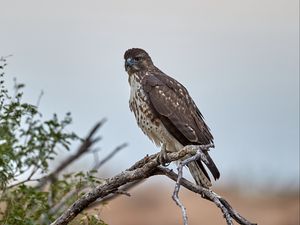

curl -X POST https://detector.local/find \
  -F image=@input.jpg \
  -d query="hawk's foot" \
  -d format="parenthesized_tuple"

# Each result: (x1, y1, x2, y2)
(157, 144, 170, 166)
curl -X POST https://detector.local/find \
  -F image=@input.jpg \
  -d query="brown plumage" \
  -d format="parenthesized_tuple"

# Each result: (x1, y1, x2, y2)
(124, 48, 220, 187)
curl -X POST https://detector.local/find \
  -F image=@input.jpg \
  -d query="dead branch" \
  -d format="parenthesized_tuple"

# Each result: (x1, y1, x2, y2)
(48, 143, 129, 214)
(6, 177, 41, 189)
(38, 120, 105, 188)
(93, 143, 128, 170)
(86, 180, 143, 209)
(156, 166, 256, 225)
(51, 119, 105, 174)
(49, 189, 79, 216)
(171, 144, 213, 225)
(51, 145, 256, 225)
(172, 147, 232, 225)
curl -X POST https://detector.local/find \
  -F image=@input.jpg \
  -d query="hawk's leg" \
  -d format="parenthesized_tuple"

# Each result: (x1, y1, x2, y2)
(158, 143, 170, 166)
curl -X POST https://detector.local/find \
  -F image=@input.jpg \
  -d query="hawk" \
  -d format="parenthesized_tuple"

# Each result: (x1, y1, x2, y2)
(124, 48, 220, 188)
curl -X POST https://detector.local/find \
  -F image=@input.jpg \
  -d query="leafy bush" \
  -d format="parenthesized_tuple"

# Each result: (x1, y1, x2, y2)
(0, 56, 107, 225)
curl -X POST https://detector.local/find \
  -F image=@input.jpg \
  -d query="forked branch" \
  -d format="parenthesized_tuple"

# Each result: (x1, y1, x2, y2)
(51, 145, 257, 225)
(156, 145, 254, 225)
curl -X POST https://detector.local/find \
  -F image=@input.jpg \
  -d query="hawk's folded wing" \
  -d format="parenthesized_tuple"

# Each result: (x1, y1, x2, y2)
(142, 73, 213, 145)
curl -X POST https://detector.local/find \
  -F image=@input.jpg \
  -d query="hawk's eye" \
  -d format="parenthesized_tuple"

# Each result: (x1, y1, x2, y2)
(134, 57, 141, 61)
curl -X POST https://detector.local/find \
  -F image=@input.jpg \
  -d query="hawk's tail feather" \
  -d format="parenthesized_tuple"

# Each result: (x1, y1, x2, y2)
(187, 161, 212, 188)
(202, 152, 220, 180)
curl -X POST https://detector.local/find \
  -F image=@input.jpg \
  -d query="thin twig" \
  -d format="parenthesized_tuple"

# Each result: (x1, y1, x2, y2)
(0, 54, 13, 62)
(172, 159, 188, 225)
(36, 90, 44, 108)
(7, 166, 40, 189)
(93, 143, 128, 170)
(86, 180, 143, 209)
(6, 177, 41, 189)
(39, 189, 81, 225)
(49, 189, 80, 215)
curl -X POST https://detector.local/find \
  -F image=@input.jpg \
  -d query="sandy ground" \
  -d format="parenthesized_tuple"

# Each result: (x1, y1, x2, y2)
(96, 182, 299, 225)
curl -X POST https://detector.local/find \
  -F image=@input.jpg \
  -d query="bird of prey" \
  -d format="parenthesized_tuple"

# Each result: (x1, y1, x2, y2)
(124, 48, 220, 188)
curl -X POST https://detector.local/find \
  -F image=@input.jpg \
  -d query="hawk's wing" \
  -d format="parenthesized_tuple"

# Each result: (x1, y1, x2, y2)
(142, 72, 213, 145)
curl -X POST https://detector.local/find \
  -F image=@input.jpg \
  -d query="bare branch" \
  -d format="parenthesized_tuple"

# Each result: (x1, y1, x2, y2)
(156, 167, 257, 225)
(171, 145, 233, 225)
(0, 54, 13, 62)
(86, 180, 143, 209)
(93, 143, 127, 170)
(54, 120, 105, 173)
(6, 177, 41, 189)
(51, 146, 256, 225)
(38, 120, 105, 188)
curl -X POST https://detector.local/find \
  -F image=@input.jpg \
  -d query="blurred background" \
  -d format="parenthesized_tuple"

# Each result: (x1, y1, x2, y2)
(0, 0, 299, 224)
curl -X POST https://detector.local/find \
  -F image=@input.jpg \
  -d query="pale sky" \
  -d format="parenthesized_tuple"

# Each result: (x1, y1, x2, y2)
(1, 0, 299, 190)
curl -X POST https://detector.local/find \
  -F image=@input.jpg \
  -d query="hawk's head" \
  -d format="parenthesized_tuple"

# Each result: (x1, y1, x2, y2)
(124, 48, 154, 75)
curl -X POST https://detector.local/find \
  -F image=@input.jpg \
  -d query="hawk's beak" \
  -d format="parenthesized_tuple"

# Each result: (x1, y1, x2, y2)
(125, 58, 134, 67)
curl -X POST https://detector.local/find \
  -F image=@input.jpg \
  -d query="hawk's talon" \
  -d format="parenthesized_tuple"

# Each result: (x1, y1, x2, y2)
(158, 144, 170, 166)
(158, 153, 170, 166)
